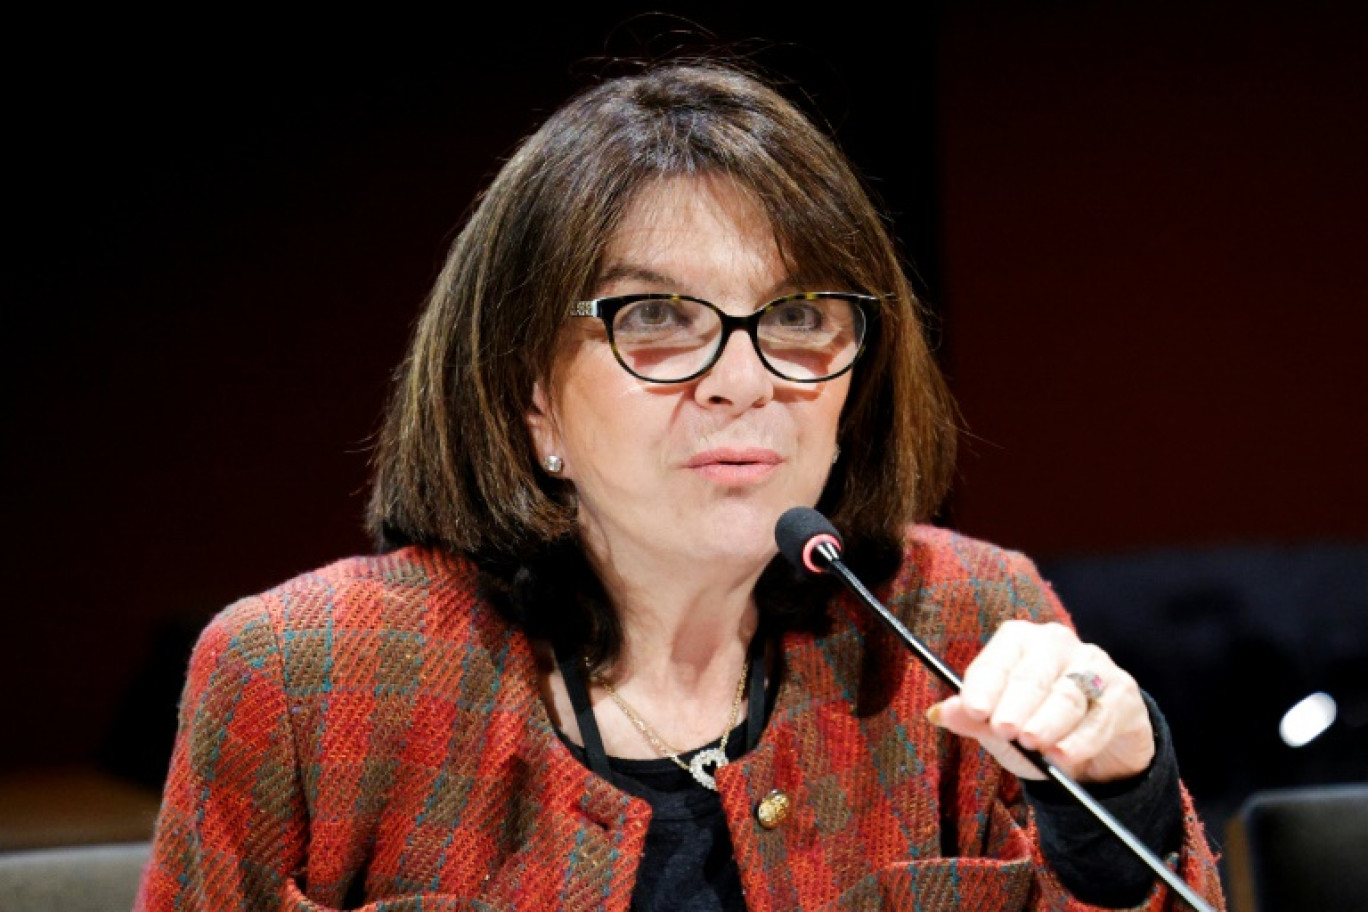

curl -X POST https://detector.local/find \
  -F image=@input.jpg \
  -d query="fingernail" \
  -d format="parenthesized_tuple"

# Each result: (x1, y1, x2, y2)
(925, 702, 943, 726)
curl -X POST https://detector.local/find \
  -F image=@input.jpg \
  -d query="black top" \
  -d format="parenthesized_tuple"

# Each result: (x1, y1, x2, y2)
(555, 648, 1182, 911)
(558, 726, 752, 911)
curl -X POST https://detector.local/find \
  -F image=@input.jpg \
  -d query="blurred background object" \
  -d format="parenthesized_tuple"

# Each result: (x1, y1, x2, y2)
(0, 841, 151, 911)
(3, 2, 1364, 900)
(1223, 783, 1368, 912)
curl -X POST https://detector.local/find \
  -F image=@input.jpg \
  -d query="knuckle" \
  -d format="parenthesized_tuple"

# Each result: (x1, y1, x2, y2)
(1111, 670, 1142, 701)
(1040, 620, 1073, 641)
(1053, 676, 1090, 708)
(997, 619, 1031, 639)
(1074, 643, 1110, 667)
(1006, 665, 1053, 693)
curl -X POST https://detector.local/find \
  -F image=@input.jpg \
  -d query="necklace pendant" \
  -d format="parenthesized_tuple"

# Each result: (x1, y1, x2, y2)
(689, 747, 729, 791)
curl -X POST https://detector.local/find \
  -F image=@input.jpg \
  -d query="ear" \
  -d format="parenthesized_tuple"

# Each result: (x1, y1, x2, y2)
(525, 380, 563, 471)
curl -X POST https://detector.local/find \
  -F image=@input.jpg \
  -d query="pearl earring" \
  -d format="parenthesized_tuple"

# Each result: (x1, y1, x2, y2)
(832, 444, 841, 465)
(542, 454, 564, 475)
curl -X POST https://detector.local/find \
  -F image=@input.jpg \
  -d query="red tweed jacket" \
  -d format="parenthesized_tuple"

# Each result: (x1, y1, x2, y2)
(136, 526, 1225, 911)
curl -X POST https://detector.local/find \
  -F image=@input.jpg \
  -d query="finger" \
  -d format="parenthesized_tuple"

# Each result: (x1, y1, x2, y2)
(926, 696, 1047, 780)
(1051, 695, 1117, 767)
(1017, 676, 1092, 751)
(1017, 646, 1114, 750)
(1058, 670, 1155, 780)
(958, 619, 1033, 720)
(986, 623, 1079, 738)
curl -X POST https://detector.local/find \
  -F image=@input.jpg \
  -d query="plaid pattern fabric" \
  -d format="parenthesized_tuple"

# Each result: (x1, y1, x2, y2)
(135, 526, 1225, 910)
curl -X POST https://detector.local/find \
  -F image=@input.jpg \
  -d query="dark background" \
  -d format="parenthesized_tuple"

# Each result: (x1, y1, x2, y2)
(4, 0, 1365, 885)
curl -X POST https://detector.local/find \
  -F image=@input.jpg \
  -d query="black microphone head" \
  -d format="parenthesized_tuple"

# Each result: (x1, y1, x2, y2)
(775, 506, 844, 575)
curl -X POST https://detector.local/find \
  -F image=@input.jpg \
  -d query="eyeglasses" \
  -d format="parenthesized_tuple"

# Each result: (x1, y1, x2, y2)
(568, 292, 873, 384)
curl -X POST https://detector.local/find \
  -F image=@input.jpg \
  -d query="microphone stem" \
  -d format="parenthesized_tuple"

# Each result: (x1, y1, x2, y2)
(821, 545, 964, 691)
(819, 547, 1215, 912)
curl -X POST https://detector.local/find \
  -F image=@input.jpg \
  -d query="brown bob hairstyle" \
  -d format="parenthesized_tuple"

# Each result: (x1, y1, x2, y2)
(367, 56, 960, 657)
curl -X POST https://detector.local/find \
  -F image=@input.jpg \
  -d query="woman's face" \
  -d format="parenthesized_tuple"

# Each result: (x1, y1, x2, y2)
(528, 174, 850, 579)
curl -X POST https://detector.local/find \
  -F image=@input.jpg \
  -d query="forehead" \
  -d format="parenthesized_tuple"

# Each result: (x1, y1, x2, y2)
(614, 173, 767, 233)
(599, 174, 787, 291)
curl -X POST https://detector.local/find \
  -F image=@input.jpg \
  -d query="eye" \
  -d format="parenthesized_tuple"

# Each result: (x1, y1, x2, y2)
(768, 301, 824, 331)
(629, 299, 677, 325)
(614, 298, 698, 336)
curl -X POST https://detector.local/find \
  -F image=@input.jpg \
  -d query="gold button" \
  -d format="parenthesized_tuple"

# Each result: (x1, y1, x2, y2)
(756, 789, 791, 829)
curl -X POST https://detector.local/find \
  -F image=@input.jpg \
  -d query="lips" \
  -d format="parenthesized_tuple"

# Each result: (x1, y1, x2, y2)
(685, 447, 782, 483)
(685, 447, 782, 468)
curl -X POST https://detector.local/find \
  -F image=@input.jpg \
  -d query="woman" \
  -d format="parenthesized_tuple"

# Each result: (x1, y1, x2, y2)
(136, 58, 1226, 910)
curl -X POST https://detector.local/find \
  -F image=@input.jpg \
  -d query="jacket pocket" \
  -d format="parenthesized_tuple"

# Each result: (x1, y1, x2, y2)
(283, 876, 511, 912)
(874, 857, 1034, 910)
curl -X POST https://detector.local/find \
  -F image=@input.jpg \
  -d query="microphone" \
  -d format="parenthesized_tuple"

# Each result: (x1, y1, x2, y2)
(774, 506, 1215, 912)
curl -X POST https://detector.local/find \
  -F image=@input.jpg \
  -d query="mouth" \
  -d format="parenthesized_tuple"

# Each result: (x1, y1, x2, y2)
(685, 448, 782, 483)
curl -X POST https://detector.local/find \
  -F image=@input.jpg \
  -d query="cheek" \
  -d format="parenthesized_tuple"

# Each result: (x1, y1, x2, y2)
(805, 381, 850, 441)
(558, 378, 669, 475)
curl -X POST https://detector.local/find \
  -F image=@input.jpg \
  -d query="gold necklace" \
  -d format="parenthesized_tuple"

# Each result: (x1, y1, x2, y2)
(589, 658, 749, 791)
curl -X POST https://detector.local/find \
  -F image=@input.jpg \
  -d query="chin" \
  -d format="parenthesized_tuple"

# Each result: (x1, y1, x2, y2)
(687, 501, 790, 562)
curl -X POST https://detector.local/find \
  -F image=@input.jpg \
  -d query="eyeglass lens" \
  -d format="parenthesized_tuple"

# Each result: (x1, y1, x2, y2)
(610, 295, 865, 382)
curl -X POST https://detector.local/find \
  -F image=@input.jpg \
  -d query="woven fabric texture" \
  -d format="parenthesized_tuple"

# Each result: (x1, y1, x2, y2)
(134, 526, 1225, 911)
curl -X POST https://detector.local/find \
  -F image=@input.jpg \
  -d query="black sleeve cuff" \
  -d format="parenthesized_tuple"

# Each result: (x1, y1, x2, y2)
(1022, 690, 1183, 908)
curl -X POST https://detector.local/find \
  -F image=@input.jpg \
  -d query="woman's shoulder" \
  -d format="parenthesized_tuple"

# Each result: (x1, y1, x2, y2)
(201, 545, 489, 643)
(886, 524, 1065, 624)
(896, 523, 1042, 583)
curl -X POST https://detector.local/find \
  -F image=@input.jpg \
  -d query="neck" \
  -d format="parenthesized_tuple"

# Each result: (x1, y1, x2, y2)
(578, 517, 770, 672)
(590, 633, 757, 762)
(578, 551, 764, 758)
(593, 553, 763, 685)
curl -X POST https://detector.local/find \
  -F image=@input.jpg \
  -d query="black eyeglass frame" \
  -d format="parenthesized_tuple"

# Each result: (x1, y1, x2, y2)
(567, 291, 875, 384)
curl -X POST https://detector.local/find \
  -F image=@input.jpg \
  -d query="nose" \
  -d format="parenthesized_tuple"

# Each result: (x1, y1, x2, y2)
(693, 327, 774, 411)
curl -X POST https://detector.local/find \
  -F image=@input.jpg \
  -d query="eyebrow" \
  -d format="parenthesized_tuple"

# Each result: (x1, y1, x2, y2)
(593, 264, 676, 290)
(592, 262, 806, 303)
